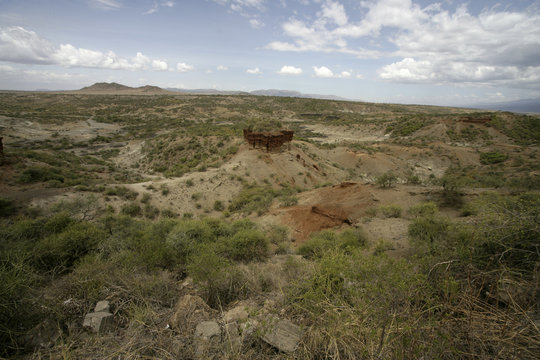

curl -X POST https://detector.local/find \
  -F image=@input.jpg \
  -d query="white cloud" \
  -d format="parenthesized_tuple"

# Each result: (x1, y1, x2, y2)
(313, 66, 333, 78)
(152, 59, 169, 71)
(249, 18, 264, 28)
(337, 70, 351, 78)
(0, 26, 176, 72)
(217, 65, 228, 71)
(267, 0, 540, 88)
(177, 62, 194, 72)
(145, 1, 176, 15)
(91, 0, 121, 10)
(379, 57, 540, 88)
(319, 0, 348, 26)
(278, 65, 303, 75)
(0, 64, 15, 72)
(0, 26, 56, 64)
(247, 67, 262, 74)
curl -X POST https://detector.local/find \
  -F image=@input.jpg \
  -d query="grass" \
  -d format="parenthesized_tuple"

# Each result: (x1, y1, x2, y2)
(1, 92, 539, 359)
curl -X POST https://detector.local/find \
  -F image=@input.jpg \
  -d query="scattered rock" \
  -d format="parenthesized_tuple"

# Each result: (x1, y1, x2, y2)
(83, 300, 114, 333)
(24, 320, 61, 350)
(195, 321, 221, 340)
(94, 300, 110, 313)
(262, 317, 302, 353)
(169, 294, 214, 334)
(83, 311, 114, 333)
(194, 320, 221, 359)
(223, 305, 249, 324)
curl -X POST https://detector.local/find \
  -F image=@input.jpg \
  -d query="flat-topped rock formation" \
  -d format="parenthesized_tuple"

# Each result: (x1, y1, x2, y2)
(243, 129, 294, 152)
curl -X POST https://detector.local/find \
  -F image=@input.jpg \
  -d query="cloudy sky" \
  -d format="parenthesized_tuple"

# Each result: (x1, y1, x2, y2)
(0, 0, 539, 105)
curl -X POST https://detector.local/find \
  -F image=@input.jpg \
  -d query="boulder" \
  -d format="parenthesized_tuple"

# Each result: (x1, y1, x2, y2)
(83, 311, 114, 333)
(169, 295, 214, 334)
(223, 305, 249, 324)
(261, 317, 302, 353)
(194, 320, 221, 359)
(195, 321, 221, 340)
(94, 300, 110, 313)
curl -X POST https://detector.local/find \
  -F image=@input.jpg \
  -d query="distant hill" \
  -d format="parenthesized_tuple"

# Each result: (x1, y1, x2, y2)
(168, 87, 349, 100)
(166, 88, 248, 95)
(468, 98, 540, 114)
(250, 89, 349, 101)
(75, 82, 175, 95)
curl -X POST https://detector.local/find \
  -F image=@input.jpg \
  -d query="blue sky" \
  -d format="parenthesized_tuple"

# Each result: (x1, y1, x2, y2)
(0, 0, 539, 105)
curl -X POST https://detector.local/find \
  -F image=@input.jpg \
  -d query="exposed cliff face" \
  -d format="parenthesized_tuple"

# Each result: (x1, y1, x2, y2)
(243, 129, 294, 152)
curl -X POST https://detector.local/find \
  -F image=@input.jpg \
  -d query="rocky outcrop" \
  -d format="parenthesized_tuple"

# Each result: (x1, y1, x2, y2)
(243, 129, 294, 152)
(83, 300, 114, 333)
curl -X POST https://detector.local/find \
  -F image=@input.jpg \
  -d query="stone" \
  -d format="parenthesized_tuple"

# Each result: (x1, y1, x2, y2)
(195, 320, 221, 340)
(223, 305, 249, 324)
(94, 300, 110, 313)
(194, 320, 221, 359)
(262, 317, 302, 353)
(169, 294, 214, 334)
(83, 311, 114, 333)
(24, 320, 61, 350)
(224, 321, 242, 351)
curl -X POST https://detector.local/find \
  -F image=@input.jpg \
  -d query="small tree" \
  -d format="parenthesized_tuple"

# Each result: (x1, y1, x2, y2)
(376, 171, 398, 188)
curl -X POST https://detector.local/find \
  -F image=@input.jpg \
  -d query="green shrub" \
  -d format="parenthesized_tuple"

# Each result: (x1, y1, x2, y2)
(379, 204, 402, 218)
(279, 194, 298, 207)
(187, 246, 248, 308)
(213, 200, 224, 211)
(408, 202, 438, 218)
(480, 151, 508, 165)
(228, 185, 277, 215)
(166, 220, 214, 259)
(121, 203, 142, 217)
(338, 228, 369, 249)
(376, 171, 397, 188)
(105, 186, 138, 200)
(225, 229, 269, 262)
(32, 222, 106, 273)
(298, 228, 368, 259)
(143, 204, 160, 219)
(0, 259, 38, 357)
(19, 166, 64, 184)
(0, 197, 15, 217)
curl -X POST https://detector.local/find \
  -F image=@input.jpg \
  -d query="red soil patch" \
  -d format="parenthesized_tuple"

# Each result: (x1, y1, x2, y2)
(274, 182, 376, 242)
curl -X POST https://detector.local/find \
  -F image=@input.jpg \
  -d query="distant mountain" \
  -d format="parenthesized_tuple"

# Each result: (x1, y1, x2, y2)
(76, 82, 174, 95)
(468, 98, 540, 114)
(80, 82, 132, 92)
(166, 88, 248, 95)
(249, 89, 349, 101)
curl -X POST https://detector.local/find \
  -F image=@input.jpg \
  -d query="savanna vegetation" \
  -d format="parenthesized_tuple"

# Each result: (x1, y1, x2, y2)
(0, 91, 538, 359)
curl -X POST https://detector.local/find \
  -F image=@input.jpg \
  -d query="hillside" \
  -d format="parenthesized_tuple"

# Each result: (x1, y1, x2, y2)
(0, 92, 539, 359)
(75, 82, 175, 95)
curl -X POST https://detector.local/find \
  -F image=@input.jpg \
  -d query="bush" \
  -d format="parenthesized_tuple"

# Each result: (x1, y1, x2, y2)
(187, 246, 248, 308)
(225, 229, 269, 262)
(19, 166, 64, 184)
(166, 220, 214, 259)
(121, 203, 142, 217)
(408, 202, 438, 218)
(105, 186, 138, 200)
(213, 200, 224, 211)
(0, 259, 38, 357)
(379, 204, 402, 218)
(228, 185, 277, 215)
(480, 151, 508, 165)
(298, 228, 368, 259)
(32, 222, 106, 273)
(0, 197, 15, 217)
(376, 171, 397, 188)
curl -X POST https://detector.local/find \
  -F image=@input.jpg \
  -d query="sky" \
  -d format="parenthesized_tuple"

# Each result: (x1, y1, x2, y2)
(0, 0, 539, 106)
